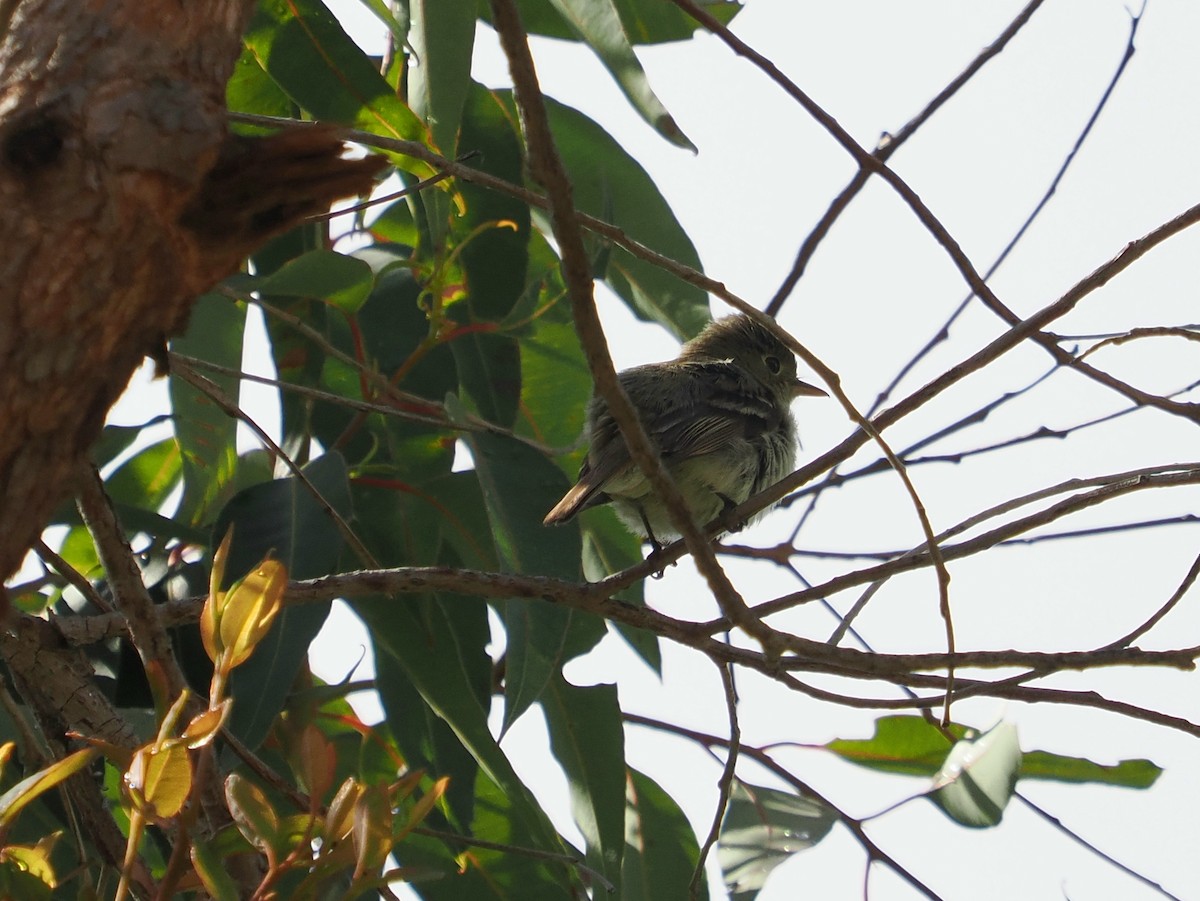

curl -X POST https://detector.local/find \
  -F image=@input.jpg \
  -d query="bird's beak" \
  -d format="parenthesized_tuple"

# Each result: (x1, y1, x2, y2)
(792, 378, 827, 398)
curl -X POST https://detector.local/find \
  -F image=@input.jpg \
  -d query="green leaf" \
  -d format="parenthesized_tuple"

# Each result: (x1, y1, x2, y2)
(214, 453, 352, 749)
(517, 316, 591, 450)
(824, 714, 958, 777)
(0, 749, 99, 832)
(408, 0, 475, 158)
(612, 0, 743, 44)
(718, 781, 836, 900)
(460, 424, 583, 731)
(374, 622, 481, 831)
(532, 95, 710, 339)
(542, 678, 625, 891)
(227, 46, 293, 119)
(624, 768, 706, 901)
(423, 471, 500, 572)
(192, 836, 243, 901)
(245, 0, 432, 176)
(448, 327, 521, 427)
(825, 714, 1159, 790)
(929, 722, 1022, 829)
(90, 418, 171, 471)
(455, 85, 531, 322)
(1019, 751, 1161, 788)
(356, 0, 409, 47)
(252, 249, 376, 314)
(103, 438, 182, 513)
(361, 599, 570, 881)
(489, 0, 744, 47)
(549, 0, 694, 149)
(169, 292, 246, 526)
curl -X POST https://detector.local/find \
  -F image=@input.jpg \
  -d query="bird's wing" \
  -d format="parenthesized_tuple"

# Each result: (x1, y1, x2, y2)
(543, 361, 772, 525)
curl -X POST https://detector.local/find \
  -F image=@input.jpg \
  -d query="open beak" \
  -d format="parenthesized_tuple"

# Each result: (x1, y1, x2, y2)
(792, 378, 828, 398)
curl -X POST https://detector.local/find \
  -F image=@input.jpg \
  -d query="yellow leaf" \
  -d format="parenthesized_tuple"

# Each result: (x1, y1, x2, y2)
(219, 558, 287, 669)
(202, 529, 235, 663)
(182, 700, 231, 749)
(125, 744, 192, 819)
(0, 748, 98, 831)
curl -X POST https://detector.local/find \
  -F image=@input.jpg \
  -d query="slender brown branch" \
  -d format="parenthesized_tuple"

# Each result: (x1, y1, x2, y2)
(690, 664, 740, 898)
(740, 466, 1200, 624)
(170, 360, 379, 569)
(863, 6, 1145, 414)
(35, 539, 114, 614)
(1102, 549, 1200, 650)
(486, 0, 774, 649)
(1014, 792, 1183, 901)
(76, 465, 189, 705)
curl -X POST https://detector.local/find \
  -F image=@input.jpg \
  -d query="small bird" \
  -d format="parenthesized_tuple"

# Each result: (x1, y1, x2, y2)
(543, 314, 826, 549)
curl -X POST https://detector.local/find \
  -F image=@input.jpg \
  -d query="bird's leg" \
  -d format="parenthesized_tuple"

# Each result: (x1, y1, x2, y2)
(639, 508, 673, 579)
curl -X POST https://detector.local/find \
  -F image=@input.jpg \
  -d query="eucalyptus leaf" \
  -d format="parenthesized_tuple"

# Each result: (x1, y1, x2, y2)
(718, 781, 836, 900)
(929, 722, 1022, 829)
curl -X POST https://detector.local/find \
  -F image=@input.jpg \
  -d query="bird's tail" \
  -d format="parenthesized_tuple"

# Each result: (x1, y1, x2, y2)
(543, 481, 594, 525)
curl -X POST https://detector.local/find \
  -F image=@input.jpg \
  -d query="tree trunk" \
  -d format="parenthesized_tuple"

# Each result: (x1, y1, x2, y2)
(0, 0, 384, 588)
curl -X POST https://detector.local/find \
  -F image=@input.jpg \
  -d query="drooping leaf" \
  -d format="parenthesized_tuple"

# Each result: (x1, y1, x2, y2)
(1019, 750, 1161, 788)
(824, 715, 958, 777)
(542, 677, 625, 891)
(372, 594, 485, 833)
(624, 768, 706, 901)
(548, 0, 694, 149)
(407, 0, 475, 157)
(103, 438, 182, 514)
(581, 508, 661, 673)
(718, 780, 836, 900)
(485, 0, 744, 47)
(517, 315, 591, 450)
(0, 748, 99, 832)
(509, 94, 710, 340)
(361, 598, 570, 884)
(448, 326, 521, 427)
(226, 46, 293, 119)
(929, 722, 1022, 828)
(460, 422, 594, 731)
(824, 715, 1159, 789)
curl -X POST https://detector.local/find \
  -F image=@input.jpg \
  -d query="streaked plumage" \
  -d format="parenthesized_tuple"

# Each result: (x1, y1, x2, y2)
(543, 315, 825, 546)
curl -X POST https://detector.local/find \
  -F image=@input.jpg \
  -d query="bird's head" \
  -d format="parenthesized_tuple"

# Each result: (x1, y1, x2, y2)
(679, 314, 827, 402)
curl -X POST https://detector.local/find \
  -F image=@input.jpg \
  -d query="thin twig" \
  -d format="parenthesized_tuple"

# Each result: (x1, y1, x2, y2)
(1014, 792, 1183, 901)
(486, 0, 774, 649)
(767, 0, 1048, 314)
(76, 465, 189, 706)
(170, 360, 380, 569)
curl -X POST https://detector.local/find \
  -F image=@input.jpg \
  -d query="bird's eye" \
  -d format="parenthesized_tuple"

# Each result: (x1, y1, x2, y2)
(764, 355, 781, 374)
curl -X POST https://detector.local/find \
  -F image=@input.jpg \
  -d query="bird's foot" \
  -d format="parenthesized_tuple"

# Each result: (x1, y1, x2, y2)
(716, 493, 746, 534)
(641, 521, 674, 579)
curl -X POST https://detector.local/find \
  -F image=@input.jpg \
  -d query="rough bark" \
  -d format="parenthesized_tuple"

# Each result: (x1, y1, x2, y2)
(0, 0, 385, 587)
